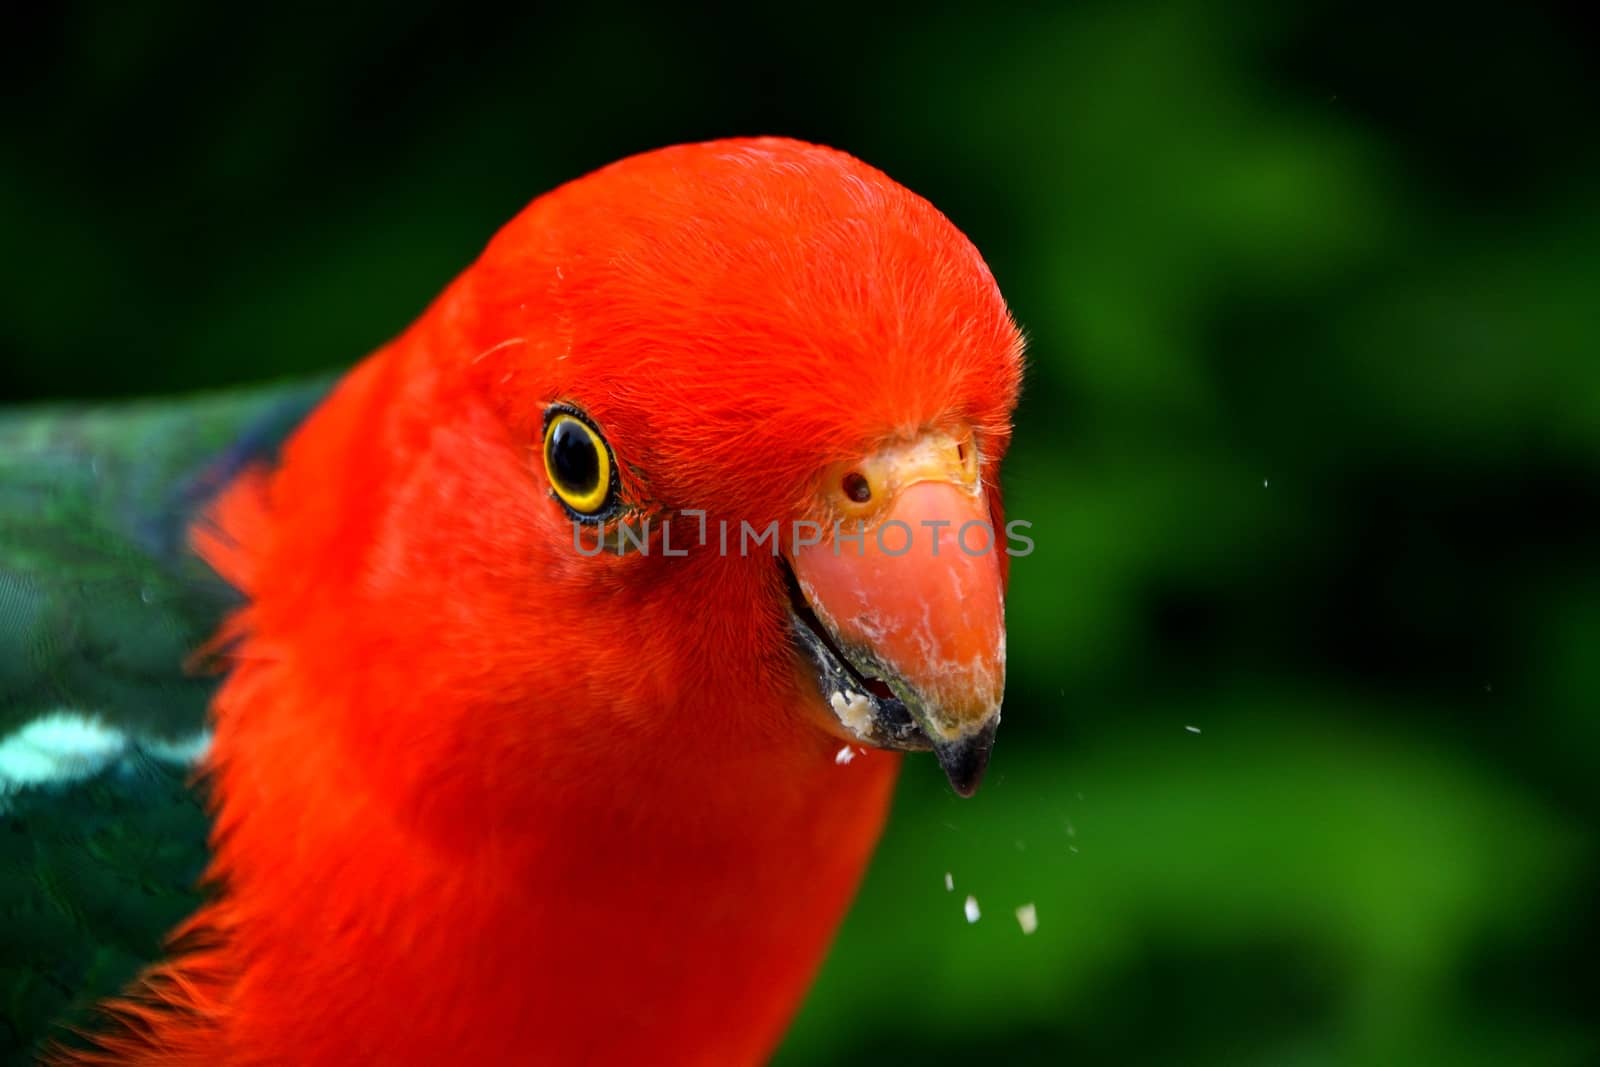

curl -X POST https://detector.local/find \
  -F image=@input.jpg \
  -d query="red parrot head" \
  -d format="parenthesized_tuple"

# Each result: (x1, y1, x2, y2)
(447, 138, 1024, 795)
(217, 136, 1023, 840)
(66, 138, 1027, 1067)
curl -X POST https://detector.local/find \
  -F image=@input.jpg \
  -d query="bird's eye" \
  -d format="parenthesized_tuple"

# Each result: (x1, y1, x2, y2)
(542, 410, 614, 517)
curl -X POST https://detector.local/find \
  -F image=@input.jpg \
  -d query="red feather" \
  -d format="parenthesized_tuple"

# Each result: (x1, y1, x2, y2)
(55, 138, 1022, 1065)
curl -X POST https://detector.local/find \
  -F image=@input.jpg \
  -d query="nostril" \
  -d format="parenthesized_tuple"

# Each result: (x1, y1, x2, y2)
(842, 471, 872, 504)
(956, 441, 968, 463)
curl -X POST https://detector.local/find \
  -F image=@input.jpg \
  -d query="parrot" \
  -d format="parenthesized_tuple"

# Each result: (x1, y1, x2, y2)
(2, 137, 1023, 1065)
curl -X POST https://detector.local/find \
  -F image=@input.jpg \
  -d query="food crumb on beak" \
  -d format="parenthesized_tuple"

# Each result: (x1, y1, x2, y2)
(964, 895, 981, 924)
(834, 745, 856, 765)
(1015, 902, 1038, 935)
(828, 690, 874, 737)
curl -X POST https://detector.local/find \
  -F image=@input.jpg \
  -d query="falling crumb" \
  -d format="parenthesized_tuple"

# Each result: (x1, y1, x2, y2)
(963, 895, 981, 923)
(1263, 478, 1270, 488)
(1068, 845, 1079, 854)
(1185, 725, 1202, 734)
(944, 872, 954, 892)
(834, 745, 855, 765)
(1015, 903, 1038, 935)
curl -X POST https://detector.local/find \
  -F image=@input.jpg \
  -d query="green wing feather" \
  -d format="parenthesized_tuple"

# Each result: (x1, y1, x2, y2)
(1, 758, 208, 1062)
(0, 377, 328, 1063)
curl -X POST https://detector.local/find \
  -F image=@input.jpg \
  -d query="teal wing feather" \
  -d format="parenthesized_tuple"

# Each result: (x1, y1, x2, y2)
(0, 377, 328, 1063)
(0, 758, 208, 1062)
(0, 379, 327, 741)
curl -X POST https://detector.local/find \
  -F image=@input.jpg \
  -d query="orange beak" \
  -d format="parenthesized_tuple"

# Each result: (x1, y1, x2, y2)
(786, 431, 1006, 796)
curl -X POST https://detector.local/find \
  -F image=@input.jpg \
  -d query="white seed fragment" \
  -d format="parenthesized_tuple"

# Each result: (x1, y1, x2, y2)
(829, 690, 874, 736)
(963, 895, 981, 923)
(1185, 725, 1202, 734)
(1015, 902, 1038, 935)
(944, 872, 954, 892)
(834, 745, 856, 765)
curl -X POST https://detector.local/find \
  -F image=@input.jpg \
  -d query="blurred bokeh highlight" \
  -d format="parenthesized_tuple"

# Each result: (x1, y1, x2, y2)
(2, 3, 1594, 1064)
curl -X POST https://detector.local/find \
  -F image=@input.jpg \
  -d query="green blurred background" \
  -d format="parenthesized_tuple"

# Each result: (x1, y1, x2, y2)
(2, 2, 1595, 1063)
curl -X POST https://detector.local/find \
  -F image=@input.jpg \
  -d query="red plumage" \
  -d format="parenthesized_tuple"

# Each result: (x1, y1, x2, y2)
(58, 138, 1022, 1065)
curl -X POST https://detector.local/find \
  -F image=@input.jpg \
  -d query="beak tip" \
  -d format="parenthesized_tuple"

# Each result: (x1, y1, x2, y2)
(933, 719, 999, 798)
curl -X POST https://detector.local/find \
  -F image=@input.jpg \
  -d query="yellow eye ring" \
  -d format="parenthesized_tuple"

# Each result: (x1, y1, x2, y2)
(542, 410, 614, 517)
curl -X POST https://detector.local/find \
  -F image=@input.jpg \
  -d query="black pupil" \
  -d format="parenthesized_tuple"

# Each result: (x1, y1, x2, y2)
(550, 420, 600, 496)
